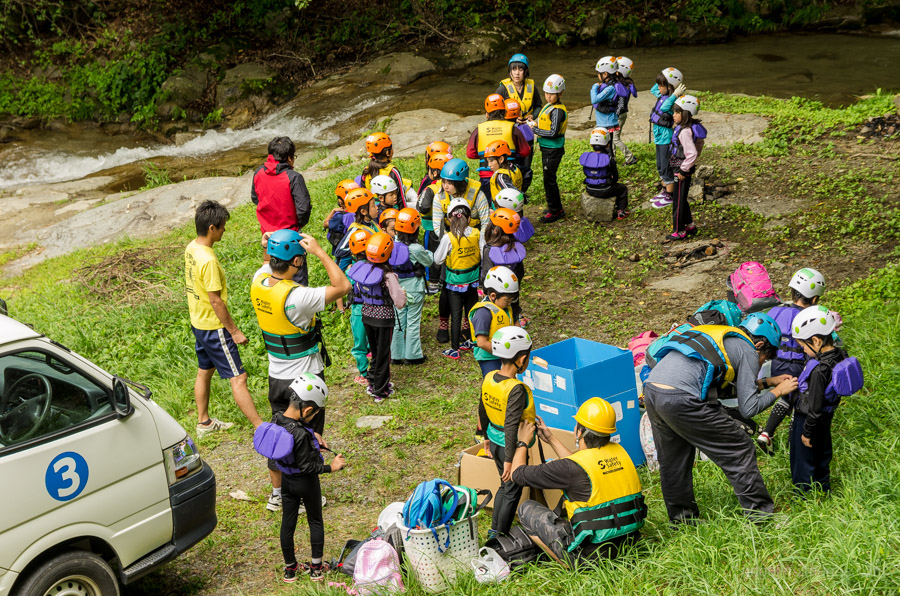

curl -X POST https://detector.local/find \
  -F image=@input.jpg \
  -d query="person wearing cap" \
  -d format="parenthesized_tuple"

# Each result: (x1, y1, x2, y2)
(251, 229, 351, 512)
(510, 398, 646, 562)
(643, 312, 799, 524)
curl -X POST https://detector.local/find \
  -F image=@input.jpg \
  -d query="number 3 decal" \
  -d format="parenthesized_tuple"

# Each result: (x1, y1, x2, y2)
(45, 452, 89, 502)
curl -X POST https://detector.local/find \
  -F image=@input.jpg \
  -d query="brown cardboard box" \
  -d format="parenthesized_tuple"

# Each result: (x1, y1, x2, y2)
(528, 428, 577, 511)
(457, 444, 530, 509)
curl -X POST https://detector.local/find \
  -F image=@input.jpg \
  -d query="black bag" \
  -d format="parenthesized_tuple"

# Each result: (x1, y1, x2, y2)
(485, 526, 538, 569)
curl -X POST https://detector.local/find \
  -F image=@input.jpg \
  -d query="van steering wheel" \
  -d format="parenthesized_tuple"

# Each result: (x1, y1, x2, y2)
(0, 373, 53, 443)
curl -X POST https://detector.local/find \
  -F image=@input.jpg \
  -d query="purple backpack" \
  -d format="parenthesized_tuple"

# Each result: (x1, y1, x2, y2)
(728, 261, 779, 313)
(253, 422, 321, 474)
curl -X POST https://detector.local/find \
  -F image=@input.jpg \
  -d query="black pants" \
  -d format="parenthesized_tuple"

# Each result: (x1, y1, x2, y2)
(489, 440, 524, 535)
(789, 411, 834, 493)
(281, 473, 324, 564)
(479, 177, 493, 208)
(424, 230, 441, 283)
(587, 183, 629, 212)
(364, 322, 394, 398)
(447, 287, 477, 349)
(518, 500, 637, 562)
(672, 172, 693, 233)
(644, 383, 774, 523)
(520, 145, 534, 193)
(541, 146, 565, 214)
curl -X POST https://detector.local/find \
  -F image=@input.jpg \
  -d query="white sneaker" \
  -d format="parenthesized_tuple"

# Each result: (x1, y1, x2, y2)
(266, 492, 283, 512)
(196, 417, 233, 439)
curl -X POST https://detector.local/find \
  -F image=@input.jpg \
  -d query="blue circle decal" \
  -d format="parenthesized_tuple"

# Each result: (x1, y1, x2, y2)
(45, 451, 89, 502)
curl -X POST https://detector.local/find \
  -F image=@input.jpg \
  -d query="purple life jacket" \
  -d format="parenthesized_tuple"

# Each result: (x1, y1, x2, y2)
(621, 80, 637, 112)
(593, 82, 626, 114)
(389, 241, 417, 279)
(579, 152, 612, 186)
(341, 211, 356, 232)
(670, 123, 708, 161)
(768, 305, 806, 363)
(514, 216, 535, 243)
(798, 356, 864, 414)
(489, 243, 526, 267)
(517, 122, 534, 143)
(649, 94, 674, 128)
(348, 261, 387, 306)
(253, 421, 322, 475)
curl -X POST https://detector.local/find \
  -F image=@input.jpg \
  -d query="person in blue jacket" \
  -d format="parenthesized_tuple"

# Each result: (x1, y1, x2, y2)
(649, 68, 686, 209)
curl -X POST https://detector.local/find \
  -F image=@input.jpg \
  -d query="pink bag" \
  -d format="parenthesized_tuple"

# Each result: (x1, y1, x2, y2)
(729, 261, 779, 313)
(628, 330, 658, 366)
(353, 539, 405, 596)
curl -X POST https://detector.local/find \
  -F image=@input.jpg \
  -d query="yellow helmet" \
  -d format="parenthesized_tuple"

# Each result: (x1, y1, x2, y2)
(573, 398, 616, 435)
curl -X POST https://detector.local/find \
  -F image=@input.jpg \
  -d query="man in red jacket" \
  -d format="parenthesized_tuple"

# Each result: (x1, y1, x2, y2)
(252, 136, 313, 285)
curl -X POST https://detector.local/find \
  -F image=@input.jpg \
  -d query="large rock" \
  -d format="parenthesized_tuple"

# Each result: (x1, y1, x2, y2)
(358, 53, 436, 87)
(676, 21, 730, 44)
(448, 29, 505, 69)
(216, 63, 276, 108)
(581, 191, 615, 223)
(161, 67, 209, 105)
(811, 5, 865, 30)
(578, 9, 609, 41)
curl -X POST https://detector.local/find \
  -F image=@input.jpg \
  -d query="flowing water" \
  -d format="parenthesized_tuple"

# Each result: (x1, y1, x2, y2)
(1, 33, 897, 192)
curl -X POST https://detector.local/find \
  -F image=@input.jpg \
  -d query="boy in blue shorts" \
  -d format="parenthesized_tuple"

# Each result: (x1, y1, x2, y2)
(185, 200, 263, 437)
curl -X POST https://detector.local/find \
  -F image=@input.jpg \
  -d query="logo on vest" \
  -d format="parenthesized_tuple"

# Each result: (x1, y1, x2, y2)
(254, 296, 275, 315)
(598, 456, 623, 474)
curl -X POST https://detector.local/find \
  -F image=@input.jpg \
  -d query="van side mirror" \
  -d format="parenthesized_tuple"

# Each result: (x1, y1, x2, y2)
(112, 377, 134, 418)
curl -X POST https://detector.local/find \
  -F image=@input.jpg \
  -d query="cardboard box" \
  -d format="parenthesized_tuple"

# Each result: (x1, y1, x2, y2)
(528, 428, 576, 511)
(457, 444, 529, 509)
(519, 338, 645, 466)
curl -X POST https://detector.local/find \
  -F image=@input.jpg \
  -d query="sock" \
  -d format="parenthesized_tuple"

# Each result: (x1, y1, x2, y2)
(273, 487, 282, 497)
(311, 558, 322, 567)
(439, 317, 449, 330)
(763, 397, 792, 436)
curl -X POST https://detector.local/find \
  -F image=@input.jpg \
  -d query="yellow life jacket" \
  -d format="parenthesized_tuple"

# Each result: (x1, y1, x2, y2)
(468, 300, 513, 361)
(537, 103, 568, 149)
(439, 179, 482, 229)
(364, 166, 413, 202)
(477, 120, 517, 174)
(489, 164, 524, 200)
(562, 444, 646, 551)
(501, 78, 535, 114)
(481, 370, 536, 446)
(250, 274, 321, 360)
(445, 229, 481, 285)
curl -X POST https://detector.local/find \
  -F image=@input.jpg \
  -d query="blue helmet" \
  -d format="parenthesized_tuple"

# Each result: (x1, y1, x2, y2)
(740, 312, 781, 348)
(266, 229, 305, 261)
(694, 300, 743, 327)
(441, 158, 469, 182)
(508, 53, 529, 71)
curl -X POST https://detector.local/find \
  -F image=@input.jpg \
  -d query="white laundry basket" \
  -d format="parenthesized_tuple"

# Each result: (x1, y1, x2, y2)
(397, 512, 481, 593)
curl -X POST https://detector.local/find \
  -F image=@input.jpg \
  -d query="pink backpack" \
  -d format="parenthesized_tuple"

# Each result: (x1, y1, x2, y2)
(729, 261, 779, 313)
(627, 330, 658, 366)
(353, 538, 405, 596)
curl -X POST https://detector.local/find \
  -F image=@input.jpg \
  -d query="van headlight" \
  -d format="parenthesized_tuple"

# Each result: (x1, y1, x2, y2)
(163, 436, 202, 484)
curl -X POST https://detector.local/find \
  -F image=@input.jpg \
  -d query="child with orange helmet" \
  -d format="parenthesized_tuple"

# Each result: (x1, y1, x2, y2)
(504, 98, 535, 192)
(467, 94, 532, 202)
(421, 141, 452, 194)
(482, 208, 529, 326)
(417, 151, 452, 294)
(389, 208, 434, 365)
(324, 179, 359, 254)
(379, 207, 399, 238)
(361, 132, 415, 208)
(347, 228, 374, 386)
(484, 140, 524, 207)
(347, 232, 407, 402)
(332, 188, 381, 270)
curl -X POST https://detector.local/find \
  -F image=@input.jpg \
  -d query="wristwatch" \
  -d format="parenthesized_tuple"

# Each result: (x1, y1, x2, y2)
(515, 440, 528, 449)
(756, 378, 767, 391)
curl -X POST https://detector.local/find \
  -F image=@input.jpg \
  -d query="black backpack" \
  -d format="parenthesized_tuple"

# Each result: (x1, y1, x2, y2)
(485, 526, 538, 569)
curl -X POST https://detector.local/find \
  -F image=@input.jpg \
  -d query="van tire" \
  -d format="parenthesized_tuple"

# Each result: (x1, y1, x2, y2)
(14, 551, 120, 596)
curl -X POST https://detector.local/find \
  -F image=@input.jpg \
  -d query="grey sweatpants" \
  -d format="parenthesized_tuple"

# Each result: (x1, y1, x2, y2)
(611, 113, 634, 162)
(644, 383, 774, 523)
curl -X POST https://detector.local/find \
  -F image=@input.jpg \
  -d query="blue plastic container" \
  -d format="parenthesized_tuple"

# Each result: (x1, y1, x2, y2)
(519, 338, 644, 465)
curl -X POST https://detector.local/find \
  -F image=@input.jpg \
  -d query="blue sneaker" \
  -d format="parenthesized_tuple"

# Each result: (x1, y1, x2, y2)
(442, 348, 460, 360)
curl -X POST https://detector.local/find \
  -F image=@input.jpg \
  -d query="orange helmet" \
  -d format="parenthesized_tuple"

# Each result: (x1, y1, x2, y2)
(504, 99, 522, 120)
(365, 132, 392, 157)
(335, 179, 359, 200)
(485, 93, 506, 113)
(395, 208, 422, 234)
(490, 207, 521, 234)
(349, 228, 373, 255)
(366, 232, 394, 263)
(484, 140, 512, 159)
(426, 141, 451, 158)
(427, 151, 453, 171)
(345, 188, 375, 213)
(379, 208, 399, 226)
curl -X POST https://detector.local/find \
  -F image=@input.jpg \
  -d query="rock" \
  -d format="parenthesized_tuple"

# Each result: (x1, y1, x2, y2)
(547, 20, 575, 35)
(629, 253, 640, 262)
(16, 117, 41, 130)
(221, 100, 258, 129)
(695, 165, 714, 181)
(689, 184, 703, 201)
(174, 131, 202, 146)
(608, 30, 634, 49)
(356, 415, 393, 429)
(676, 21, 729, 44)
(216, 63, 276, 108)
(578, 9, 609, 41)
(581, 191, 615, 223)
(0, 126, 12, 140)
(357, 53, 435, 87)
(161, 67, 209, 106)
(811, 5, 865, 30)
(893, 95, 900, 113)
(448, 30, 504, 69)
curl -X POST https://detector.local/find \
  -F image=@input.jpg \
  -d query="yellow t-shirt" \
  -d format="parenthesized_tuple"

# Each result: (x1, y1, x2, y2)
(185, 239, 227, 330)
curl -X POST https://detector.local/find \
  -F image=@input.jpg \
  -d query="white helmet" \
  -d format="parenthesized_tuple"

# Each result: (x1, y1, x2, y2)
(447, 197, 472, 217)
(590, 127, 610, 146)
(792, 305, 837, 340)
(789, 268, 825, 298)
(289, 372, 329, 408)
(617, 56, 634, 77)
(491, 326, 533, 359)
(543, 74, 565, 94)
(674, 94, 700, 116)
(594, 55, 618, 74)
(483, 266, 519, 295)
(662, 67, 684, 86)
(370, 175, 398, 195)
(494, 188, 525, 212)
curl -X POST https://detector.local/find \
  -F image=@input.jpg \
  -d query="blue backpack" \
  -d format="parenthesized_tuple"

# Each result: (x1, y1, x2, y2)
(402, 479, 458, 552)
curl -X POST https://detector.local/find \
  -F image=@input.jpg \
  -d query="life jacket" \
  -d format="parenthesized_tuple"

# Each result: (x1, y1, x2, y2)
(536, 103, 568, 149)
(327, 210, 347, 249)
(562, 445, 646, 552)
(445, 229, 481, 285)
(670, 123, 708, 166)
(488, 243, 526, 268)
(333, 221, 381, 270)
(364, 165, 410, 208)
(649, 94, 674, 129)
(347, 261, 388, 306)
(253, 420, 322, 475)
(489, 164, 524, 200)
(439, 180, 483, 229)
(621, 79, 637, 112)
(467, 300, 513, 361)
(500, 78, 535, 114)
(250, 274, 322, 360)
(513, 216, 535, 243)
(389, 240, 422, 279)
(768, 305, 806, 364)
(481, 371, 535, 447)
(797, 353, 863, 414)
(645, 323, 693, 368)
(579, 152, 612, 187)
(477, 120, 517, 173)
(592, 82, 626, 114)
(652, 325, 755, 401)
(517, 122, 535, 144)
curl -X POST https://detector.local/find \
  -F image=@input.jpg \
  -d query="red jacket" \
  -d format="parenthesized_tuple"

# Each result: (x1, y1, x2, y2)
(251, 155, 312, 233)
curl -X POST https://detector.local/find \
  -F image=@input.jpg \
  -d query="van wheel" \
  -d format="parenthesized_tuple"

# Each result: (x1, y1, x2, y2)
(15, 551, 120, 596)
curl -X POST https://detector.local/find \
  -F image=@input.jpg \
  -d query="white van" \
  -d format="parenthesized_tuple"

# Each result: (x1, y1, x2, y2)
(0, 314, 217, 595)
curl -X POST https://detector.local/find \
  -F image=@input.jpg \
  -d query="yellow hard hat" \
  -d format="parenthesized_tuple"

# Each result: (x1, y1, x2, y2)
(573, 398, 616, 435)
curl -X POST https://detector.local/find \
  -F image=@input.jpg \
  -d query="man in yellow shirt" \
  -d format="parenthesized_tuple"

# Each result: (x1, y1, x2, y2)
(185, 200, 262, 438)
